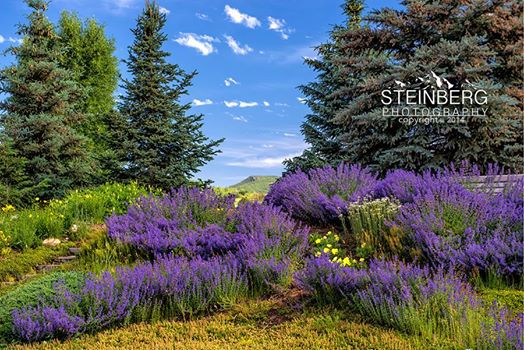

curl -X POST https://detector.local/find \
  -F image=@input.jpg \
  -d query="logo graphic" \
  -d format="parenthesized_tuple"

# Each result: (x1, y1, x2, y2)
(381, 71, 488, 125)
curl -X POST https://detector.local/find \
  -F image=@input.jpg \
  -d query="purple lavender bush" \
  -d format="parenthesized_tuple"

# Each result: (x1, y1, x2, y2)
(480, 305, 524, 350)
(265, 163, 378, 224)
(12, 255, 247, 342)
(390, 177, 523, 284)
(296, 256, 524, 349)
(107, 188, 309, 293)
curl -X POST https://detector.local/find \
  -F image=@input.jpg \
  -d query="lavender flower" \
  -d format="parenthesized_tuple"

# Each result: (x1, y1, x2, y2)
(265, 163, 378, 223)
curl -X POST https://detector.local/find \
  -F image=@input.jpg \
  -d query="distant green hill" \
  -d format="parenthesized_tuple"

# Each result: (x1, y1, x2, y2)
(229, 176, 279, 193)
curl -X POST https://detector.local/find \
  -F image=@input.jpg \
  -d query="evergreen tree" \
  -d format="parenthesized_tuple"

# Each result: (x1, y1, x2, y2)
(331, 0, 523, 173)
(285, 0, 365, 172)
(113, 1, 223, 188)
(0, 0, 91, 200)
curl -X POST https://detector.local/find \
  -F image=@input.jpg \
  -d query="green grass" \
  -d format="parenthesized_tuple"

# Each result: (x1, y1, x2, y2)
(229, 176, 279, 193)
(7, 297, 459, 350)
(479, 288, 524, 314)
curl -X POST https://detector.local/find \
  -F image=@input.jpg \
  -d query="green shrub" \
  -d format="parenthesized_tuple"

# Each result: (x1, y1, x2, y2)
(0, 271, 85, 341)
(77, 227, 139, 274)
(479, 289, 524, 314)
(0, 245, 71, 282)
(51, 182, 156, 225)
(0, 182, 155, 251)
(343, 198, 402, 257)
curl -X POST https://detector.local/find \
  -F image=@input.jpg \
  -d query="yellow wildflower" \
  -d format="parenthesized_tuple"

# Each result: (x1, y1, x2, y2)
(359, 257, 365, 262)
(315, 238, 321, 244)
(331, 248, 339, 255)
(2, 204, 15, 213)
(323, 247, 330, 253)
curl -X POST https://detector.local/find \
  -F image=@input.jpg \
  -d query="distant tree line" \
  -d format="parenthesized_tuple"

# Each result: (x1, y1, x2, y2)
(286, 0, 523, 174)
(0, 0, 222, 206)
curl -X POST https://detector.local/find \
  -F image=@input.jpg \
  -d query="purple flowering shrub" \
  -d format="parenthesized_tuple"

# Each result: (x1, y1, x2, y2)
(106, 188, 237, 254)
(480, 305, 524, 350)
(265, 163, 378, 224)
(10, 188, 310, 342)
(107, 188, 309, 293)
(12, 255, 247, 342)
(391, 178, 523, 283)
(296, 257, 524, 348)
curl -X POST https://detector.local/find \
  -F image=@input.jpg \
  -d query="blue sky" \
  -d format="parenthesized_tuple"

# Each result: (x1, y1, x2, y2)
(0, 0, 398, 186)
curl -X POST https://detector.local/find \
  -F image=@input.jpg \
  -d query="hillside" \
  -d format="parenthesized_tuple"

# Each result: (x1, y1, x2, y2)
(229, 176, 279, 193)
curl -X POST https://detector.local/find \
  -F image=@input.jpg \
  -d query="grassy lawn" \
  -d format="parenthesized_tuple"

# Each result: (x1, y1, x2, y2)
(230, 176, 279, 193)
(7, 297, 454, 350)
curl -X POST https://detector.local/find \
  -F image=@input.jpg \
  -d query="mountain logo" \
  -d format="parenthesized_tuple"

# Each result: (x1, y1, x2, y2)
(381, 71, 489, 125)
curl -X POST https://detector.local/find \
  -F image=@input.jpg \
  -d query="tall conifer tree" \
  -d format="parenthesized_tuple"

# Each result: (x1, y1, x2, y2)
(290, 0, 522, 173)
(285, 0, 365, 173)
(0, 0, 91, 200)
(114, 1, 223, 188)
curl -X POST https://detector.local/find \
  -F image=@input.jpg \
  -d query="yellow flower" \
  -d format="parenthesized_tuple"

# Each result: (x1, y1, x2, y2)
(331, 248, 339, 255)
(323, 247, 330, 253)
(359, 258, 365, 262)
(2, 204, 15, 213)
(361, 242, 366, 248)
(334, 235, 340, 241)
(314, 252, 321, 257)
(35, 197, 40, 201)
(315, 238, 321, 244)
(342, 257, 350, 266)
(352, 259, 357, 264)
(327, 244, 332, 248)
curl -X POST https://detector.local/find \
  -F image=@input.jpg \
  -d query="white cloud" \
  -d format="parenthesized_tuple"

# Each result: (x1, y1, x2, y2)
(224, 101, 239, 108)
(192, 98, 213, 106)
(159, 6, 170, 15)
(232, 116, 248, 123)
(297, 97, 307, 104)
(174, 33, 217, 56)
(0, 35, 4, 44)
(224, 5, 260, 29)
(195, 13, 209, 21)
(8, 37, 23, 44)
(239, 101, 258, 108)
(283, 133, 296, 137)
(268, 17, 285, 30)
(224, 77, 239, 87)
(224, 35, 252, 55)
(227, 154, 299, 168)
(113, 0, 134, 9)
(267, 16, 293, 40)
(224, 100, 258, 108)
(263, 101, 270, 107)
